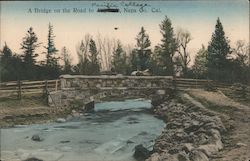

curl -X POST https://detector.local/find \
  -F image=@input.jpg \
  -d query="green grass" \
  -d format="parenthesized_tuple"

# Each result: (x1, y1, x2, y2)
(0, 94, 48, 108)
(186, 91, 237, 115)
(220, 88, 250, 107)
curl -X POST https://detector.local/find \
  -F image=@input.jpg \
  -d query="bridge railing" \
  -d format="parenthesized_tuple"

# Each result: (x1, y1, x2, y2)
(0, 79, 60, 98)
(59, 75, 232, 90)
(60, 75, 173, 89)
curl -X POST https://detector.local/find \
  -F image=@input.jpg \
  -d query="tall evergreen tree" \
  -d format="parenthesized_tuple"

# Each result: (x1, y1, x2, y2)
(20, 27, 40, 80)
(89, 39, 100, 75)
(0, 44, 24, 81)
(135, 27, 152, 71)
(45, 23, 59, 67)
(158, 16, 178, 76)
(0, 43, 13, 81)
(112, 41, 127, 74)
(207, 18, 231, 80)
(21, 27, 40, 65)
(44, 23, 60, 79)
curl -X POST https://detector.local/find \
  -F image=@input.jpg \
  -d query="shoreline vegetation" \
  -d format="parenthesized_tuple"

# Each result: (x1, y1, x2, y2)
(0, 94, 70, 128)
(0, 88, 249, 161)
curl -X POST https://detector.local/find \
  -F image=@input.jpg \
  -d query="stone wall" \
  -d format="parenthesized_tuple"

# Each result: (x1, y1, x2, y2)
(49, 75, 174, 108)
(60, 75, 173, 89)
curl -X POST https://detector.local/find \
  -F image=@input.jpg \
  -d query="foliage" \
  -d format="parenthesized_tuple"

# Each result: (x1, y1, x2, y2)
(45, 23, 59, 66)
(20, 27, 42, 80)
(88, 39, 100, 75)
(76, 36, 91, 75)
(1, 18, 249, 85)
(149, 46, 166, 75)
(43, 23, 60, 79)
(20, 27, 40, 65)
(176, 28, 192, 77)
(156, 16, 178, 76)
(228, 40, 250, 83)
(61, 46, 72, 74)
(207, 18, 231, 81)
(0, 43, 23, 81)
(192, 45, 208, 79)
(112, 41, 127, 74)
(134, 27, 152, 71)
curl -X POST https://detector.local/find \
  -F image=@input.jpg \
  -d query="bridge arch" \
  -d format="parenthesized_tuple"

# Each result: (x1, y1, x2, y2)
(49, 75, 174, 110)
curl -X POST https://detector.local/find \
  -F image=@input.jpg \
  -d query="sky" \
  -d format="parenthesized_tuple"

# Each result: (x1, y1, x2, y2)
(0, 0, 249, 65)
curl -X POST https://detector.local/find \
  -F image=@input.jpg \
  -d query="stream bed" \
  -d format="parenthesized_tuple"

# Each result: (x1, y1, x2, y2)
(0, 99, 165, 161)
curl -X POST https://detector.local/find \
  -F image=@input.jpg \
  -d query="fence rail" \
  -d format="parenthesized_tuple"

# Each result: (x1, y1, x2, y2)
(0, 79, 60, 98)
(174, 78, 232, 89)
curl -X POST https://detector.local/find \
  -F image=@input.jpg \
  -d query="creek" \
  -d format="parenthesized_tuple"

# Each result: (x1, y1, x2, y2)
(1, 99, 165, 161)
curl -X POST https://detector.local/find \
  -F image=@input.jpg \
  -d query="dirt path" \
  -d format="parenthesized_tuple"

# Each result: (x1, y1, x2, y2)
(186, 89, 250, 161)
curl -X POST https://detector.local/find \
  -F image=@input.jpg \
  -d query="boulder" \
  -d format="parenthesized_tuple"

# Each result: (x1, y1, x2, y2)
(184, 125, 201, 134)
(178, 151, 190, 161)
(23, 158, 43, 161)
(85, 101, 95, 112)
(145, 153, 160, 161)
(31, 134, 43, 142)
(134, 144, 151, 161)
(189, 150, 209, 161)
(182, 143, 194, 153)
(236, 142, 247, 147)
(55, 118, 66, 123)
(197, 143, 222, 157)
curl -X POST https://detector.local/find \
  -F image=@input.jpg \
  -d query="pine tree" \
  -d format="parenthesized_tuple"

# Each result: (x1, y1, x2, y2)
(112, 41, 127, 74)
(1, 43, 13, 80)
(20, 27, 40, 80)
(158, 16, 178, 76)
(207, 18, 231, 80)
(44, 23, 60, 79)
(135, 27, 151, 71)
(192, 45, 208, 79)
(21, 27, 40, 65)
(1, 42, 12, 60)
(45, 23, 59, 67)
(89, 39, 100, 75)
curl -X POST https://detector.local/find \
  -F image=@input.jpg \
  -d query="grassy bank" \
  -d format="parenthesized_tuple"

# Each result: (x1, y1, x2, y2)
(0, 94, 68, 128)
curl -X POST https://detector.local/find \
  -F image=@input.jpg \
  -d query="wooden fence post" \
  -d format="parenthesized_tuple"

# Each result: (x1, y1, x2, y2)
(17, 80, 22, 100)
(55, 80, 58, 91)
(172, 76, 177, 91)
(45, 80, 49, 105)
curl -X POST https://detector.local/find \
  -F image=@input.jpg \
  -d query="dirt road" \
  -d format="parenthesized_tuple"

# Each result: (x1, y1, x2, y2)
(187, 89, 250, 161)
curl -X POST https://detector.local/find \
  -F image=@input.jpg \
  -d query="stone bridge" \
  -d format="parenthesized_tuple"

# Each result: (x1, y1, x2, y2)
(49, 75, 175, 110)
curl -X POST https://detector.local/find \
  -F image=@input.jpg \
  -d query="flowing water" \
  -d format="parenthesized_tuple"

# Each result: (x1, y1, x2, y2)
(0, 99, 165, 161)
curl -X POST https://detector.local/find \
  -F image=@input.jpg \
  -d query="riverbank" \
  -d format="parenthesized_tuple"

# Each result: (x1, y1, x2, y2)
(1, 89, 249, 161)
(0, 95, 72, 128)
(0, 94, 151, 128)
(147, 89, 250, 161)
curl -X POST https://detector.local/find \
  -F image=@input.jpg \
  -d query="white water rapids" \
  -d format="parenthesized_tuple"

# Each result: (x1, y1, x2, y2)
(0, 99, 165, 161)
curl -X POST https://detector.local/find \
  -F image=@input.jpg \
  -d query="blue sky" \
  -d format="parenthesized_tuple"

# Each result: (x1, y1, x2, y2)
(1, 0, 249, 64)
